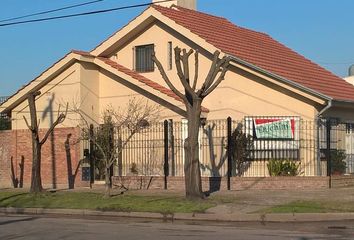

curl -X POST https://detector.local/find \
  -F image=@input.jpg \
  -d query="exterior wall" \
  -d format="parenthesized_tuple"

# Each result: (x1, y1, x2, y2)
(12, 63, 81, 130)
(79, 62, 100, 125)
(0, 127, 87, 189)
(205, 66, 318, 121)
(98, 69, 182, 122)
(112, 21, 318, 121)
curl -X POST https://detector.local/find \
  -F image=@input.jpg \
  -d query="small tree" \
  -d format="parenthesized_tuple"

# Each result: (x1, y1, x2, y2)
(0, 116, 11, 130)
(23, 91, 68, 193)
(74, 98, 160, 197)
(230, 124, 253, 176)
(153, 47, 231, 199)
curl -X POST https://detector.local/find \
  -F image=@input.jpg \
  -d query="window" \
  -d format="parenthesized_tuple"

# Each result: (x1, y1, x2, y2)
(135, 44, 154, 72)
(168, 41, 173, 70)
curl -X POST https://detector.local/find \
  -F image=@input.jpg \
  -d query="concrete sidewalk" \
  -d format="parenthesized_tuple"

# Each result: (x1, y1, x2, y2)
(2, 207, 354, 223)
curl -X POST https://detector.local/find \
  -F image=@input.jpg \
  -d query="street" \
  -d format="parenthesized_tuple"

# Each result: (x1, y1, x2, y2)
(0, 214, 353, 240)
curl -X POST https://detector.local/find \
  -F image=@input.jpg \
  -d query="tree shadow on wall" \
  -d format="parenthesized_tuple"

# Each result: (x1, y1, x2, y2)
(10, 156, 24, 188)
(201, 122, 253, 195)
(42, 93, 57, 189)
(65, 133, 81, 189)
(201, 123, 227, 194)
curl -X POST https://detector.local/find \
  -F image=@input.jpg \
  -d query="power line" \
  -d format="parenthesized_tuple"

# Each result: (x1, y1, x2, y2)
(0, 0, 174, 27)
(0, 0, 105, 23)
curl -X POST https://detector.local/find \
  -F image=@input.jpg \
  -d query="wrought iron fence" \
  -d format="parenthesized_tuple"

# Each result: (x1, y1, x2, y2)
(87, 117, 354, 179)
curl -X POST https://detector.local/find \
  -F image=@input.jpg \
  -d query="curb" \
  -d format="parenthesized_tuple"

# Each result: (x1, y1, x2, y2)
(1, 207, 354, 223)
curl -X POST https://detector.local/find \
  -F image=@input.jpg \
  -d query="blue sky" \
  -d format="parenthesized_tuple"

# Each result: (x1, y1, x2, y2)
(1, 0, 354, 96)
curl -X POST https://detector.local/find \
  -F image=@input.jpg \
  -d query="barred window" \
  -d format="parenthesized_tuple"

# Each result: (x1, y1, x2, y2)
(168, 41, 173, 70)
(135, 44, 154, 72)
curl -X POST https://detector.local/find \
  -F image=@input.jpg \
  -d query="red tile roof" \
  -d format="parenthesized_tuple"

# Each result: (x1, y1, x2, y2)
(153, 5, 354, 101)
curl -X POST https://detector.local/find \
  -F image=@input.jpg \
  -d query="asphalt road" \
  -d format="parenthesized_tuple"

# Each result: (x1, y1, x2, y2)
(0, 214, 354, 240)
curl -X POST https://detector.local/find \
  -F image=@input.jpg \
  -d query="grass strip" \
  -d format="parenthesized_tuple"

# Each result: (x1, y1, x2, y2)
(0, 191, 215, 214)
(258, 200, 354, 214)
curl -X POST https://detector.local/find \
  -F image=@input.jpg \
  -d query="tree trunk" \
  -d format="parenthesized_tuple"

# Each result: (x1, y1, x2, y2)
(184, 100, 204, 199)
(27, 92, 43, 193)
(30, 134, 43, 193)
(104, 165, 111, 197)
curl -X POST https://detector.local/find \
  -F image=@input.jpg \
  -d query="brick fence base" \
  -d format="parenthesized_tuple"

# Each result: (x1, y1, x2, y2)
(331, 175, 354, 188)
(112, 176, 332, 191)
(0, 127, 88, 189)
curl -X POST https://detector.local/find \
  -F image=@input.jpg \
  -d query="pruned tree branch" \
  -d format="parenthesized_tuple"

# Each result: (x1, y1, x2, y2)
(175, 47, 196, 101)
(201, 58, 231, 97)
(197, 50, 221, 96)
(23, 116, 33, 131)
(192, 50, 199, 90)
(152, 52, 187, 103)
(175, 48, 187, 83)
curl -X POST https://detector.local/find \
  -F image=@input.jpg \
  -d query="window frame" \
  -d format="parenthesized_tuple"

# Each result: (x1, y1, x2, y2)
(134, 44, 155, 73)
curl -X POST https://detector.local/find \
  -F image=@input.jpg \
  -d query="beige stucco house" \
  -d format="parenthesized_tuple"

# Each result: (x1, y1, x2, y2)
(2, 0, 354, 186)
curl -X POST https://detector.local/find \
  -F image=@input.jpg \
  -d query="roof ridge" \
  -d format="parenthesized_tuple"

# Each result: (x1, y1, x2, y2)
(153, 4, 271, 38)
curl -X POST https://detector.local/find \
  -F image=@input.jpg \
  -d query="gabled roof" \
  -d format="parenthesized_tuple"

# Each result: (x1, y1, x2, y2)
(153, 5, 354, 102)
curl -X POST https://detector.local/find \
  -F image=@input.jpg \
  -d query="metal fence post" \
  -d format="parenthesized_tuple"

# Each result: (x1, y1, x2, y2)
(326, 119, 332, 188)
(168, 119, 175, 177)
(164, 120, 169, 190)
(227, 117, 232, 190)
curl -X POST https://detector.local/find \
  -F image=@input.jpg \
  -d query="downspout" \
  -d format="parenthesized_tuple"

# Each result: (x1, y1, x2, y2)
(316, 100, 332, 176)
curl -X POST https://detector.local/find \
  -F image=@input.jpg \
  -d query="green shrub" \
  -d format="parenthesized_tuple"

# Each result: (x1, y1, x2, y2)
(267, 159, 300, 176)
(0, 117, 11, 130)
(330, 150, 347, 175)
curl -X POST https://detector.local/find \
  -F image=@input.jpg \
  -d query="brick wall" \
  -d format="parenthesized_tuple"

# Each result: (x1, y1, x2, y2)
(112, 176, 330, 191)
(0, 130, 13, 188)
(331, 176, 354, 188)
(0, 127, 88, 189)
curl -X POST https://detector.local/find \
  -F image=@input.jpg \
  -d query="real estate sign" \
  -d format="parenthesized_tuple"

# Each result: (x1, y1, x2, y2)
(253, 118, 295, 139)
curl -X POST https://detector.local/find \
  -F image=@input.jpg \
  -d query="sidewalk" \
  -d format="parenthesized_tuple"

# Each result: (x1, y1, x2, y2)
(1, 187, 354, 223)
(2, 206, 354, 223)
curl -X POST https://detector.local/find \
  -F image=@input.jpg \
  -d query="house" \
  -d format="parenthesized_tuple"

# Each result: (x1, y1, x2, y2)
(1, 0, 354, 189)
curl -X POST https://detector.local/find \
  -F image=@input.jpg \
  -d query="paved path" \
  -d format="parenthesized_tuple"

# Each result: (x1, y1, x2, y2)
(1, 215, 354, 240)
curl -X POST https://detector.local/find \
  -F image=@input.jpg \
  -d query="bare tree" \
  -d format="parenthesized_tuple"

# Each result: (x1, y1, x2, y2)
(73, 98, 160, 197)
(23, 91, 68, 193)
(153, 47, 231, 199)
